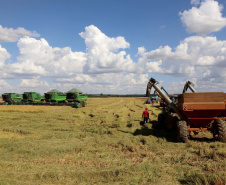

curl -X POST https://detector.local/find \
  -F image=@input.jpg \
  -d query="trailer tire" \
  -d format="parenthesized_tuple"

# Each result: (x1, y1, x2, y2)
(167, 113, 179, 130)
(177, 120, 188, 143)
(158, 113, 165, 128)
(213, 119, 226, 143)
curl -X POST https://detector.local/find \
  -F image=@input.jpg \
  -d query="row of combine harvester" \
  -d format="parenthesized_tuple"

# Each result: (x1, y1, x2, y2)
(1, 88, 87, 108)
(146, 78, 226, 143)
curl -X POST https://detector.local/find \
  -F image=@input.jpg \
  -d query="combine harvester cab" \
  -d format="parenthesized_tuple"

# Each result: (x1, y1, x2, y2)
(1, 93, 22, 105)
(146, 78, 226, 143)
(22, 92, 44, 104)
(44, 89, 66, 104)
(66, 88, 87, 108)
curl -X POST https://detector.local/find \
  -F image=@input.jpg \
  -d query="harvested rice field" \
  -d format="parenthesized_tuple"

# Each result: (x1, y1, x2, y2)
(0, 97, 225, 184)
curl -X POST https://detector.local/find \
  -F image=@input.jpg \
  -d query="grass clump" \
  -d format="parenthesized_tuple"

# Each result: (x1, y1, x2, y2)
(183, 171, 226, 185)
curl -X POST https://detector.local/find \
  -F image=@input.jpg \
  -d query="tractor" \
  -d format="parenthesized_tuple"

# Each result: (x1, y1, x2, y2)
(146, 78, 226, 143)
(150, 95, 159, 104)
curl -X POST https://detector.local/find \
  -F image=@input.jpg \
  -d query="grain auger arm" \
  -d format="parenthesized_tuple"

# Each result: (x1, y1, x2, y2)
(146, 78, 186, 120)
(147, 79, 169, 100)
(146, 80, 156, 97)
(183, 81, 197, 93)
(161, 86, 169, 96)
(146, 79, 167, 97)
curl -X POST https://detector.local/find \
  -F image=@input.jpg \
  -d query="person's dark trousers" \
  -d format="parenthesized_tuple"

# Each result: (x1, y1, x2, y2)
(143, 117, 148, 124)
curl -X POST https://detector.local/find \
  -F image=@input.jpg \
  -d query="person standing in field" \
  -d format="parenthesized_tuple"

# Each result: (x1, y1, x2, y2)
(142, 108, 149, 124)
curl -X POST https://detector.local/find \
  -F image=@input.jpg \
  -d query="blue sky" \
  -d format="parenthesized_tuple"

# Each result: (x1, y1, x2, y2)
(0, 0, 190, 52)
(0, 0, 226, 94)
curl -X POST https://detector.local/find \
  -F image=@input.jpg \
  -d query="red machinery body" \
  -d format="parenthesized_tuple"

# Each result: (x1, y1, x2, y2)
(146, 77, 226, 142)
(178, 92, 225, 131)
(224, 93, 226, 117)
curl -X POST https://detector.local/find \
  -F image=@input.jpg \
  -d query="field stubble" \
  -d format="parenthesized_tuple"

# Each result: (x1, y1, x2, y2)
(0, 97, 225, 184)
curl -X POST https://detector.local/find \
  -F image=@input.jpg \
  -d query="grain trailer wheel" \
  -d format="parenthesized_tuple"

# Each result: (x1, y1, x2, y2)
(158, 113, 165, 128)
(177, 120, 188, 143)
(213, 119, 226, 143)
(166, 113, 179, 130)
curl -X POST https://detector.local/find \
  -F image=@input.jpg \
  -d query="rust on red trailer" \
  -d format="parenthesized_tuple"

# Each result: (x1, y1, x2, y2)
(187, 125, 208, 132)
(178, 92, 225, 131)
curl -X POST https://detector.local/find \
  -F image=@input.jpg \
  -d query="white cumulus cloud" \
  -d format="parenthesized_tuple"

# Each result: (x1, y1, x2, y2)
(1, 23, 226, 94)
(191, 0, 200, 5)
(79, 25, 135, 74)
(19, 77, 49, 88)
(0, 79, 13, 93)
(9, 36, 86, 78)
(138, 35, 226, 92)
(0, 25, 40, 42)
(0, 44, 11, 66)
(180, 0, 226, 35)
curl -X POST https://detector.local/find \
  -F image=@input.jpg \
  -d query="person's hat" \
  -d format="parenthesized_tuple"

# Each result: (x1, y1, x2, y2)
(145, 108, 148, 110)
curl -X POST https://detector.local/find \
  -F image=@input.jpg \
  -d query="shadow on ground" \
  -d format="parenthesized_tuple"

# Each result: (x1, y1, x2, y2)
(119, 120, 216, 143)
(133, 125, 177, 143)
(189, 136, 214, 143)
(119, 120, 178, 142)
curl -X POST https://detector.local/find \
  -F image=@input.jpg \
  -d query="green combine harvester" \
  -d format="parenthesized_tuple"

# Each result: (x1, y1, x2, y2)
(44, 89, 66, 104)
(22, 92, 45, 104)
(1, 93, 23, 105)
(66, 88, 87, 108)
(1, 89, 87, 108)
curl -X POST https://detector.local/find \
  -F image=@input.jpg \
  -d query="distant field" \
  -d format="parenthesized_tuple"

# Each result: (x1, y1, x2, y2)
(0, 97, 225, 184)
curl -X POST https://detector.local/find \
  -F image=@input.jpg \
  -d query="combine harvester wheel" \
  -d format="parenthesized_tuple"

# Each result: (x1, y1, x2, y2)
(82, 101, 87, 107)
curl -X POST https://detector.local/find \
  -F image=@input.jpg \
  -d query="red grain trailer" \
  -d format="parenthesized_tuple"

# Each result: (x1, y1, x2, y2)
(146, 78, 226, 143)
